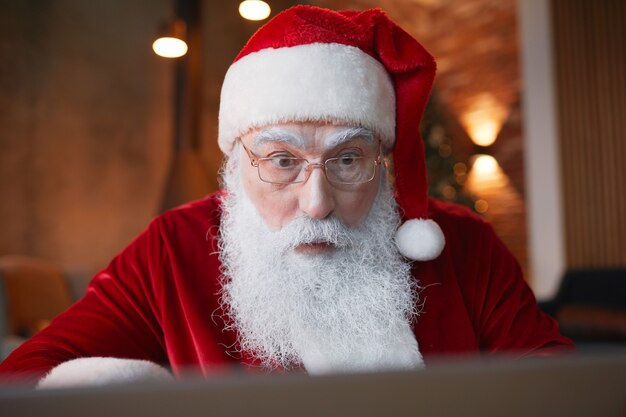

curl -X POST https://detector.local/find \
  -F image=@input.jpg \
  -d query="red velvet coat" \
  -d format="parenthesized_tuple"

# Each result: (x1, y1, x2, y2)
(0, 192, 573, 384)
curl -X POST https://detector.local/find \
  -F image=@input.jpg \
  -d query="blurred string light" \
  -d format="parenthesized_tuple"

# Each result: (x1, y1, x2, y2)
(239, 0, 271, 21)
(441, 185, 457, 200)
(453, 162, 467, 176)
(453, 162, 468, 186)
(474, 199, 489, 213)
(153, 19, 188, 58)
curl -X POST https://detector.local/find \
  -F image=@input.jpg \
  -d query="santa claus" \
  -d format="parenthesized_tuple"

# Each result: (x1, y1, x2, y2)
(0, 5, 572, 388)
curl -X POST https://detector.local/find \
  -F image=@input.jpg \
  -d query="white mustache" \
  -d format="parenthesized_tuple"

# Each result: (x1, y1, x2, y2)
(279, 215, 355, 250)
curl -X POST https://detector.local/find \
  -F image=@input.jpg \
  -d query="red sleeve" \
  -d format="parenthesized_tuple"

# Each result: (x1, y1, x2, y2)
(0, 219, 169, 386)
(474, 223, 574, 356)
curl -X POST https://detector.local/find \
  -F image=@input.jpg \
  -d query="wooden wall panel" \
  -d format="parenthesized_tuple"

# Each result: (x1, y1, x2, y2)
(552, 0, 626, 268)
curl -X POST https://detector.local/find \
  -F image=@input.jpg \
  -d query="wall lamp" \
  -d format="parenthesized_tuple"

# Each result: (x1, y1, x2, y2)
(461, 93, 507, 147)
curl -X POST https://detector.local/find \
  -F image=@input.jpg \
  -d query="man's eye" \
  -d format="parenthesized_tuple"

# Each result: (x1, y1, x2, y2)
(337, 153, 359, 165)
(269, 156, 299, 168)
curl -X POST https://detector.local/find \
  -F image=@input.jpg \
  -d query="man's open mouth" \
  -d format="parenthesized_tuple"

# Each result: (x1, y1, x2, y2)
(294, 241, 335, 254)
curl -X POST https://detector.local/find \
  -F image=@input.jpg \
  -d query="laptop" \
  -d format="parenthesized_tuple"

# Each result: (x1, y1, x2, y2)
(1, 352, 625, 417)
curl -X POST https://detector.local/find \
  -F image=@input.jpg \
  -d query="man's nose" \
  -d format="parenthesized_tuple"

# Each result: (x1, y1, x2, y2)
(298, 166, 335, 220)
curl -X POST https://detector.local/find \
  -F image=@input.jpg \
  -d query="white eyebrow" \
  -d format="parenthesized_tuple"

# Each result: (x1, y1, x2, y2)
(324, 127, 374, 149)
(251, 128, 305, 149)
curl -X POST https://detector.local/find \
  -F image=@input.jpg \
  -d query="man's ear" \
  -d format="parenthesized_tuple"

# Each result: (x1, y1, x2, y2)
(36, 357, 173, 389)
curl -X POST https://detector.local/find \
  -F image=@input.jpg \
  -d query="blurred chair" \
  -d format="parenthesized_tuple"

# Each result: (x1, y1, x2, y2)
(540, 268, 626, 351)
(0, 255, 73, 359)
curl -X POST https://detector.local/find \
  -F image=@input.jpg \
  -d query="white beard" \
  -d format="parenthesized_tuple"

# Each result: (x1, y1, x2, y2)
(218, 157, 423, 374)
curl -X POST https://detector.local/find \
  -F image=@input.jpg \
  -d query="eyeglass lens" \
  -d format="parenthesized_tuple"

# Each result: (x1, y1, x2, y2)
(257, 156, 376, 184)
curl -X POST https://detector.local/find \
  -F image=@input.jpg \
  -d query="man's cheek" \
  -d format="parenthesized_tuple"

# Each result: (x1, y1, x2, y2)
(248, 188, 298, 230)
(335, 188, 379, 227)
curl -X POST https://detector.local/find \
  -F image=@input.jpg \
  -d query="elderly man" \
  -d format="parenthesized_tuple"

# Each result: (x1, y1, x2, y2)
(0, 6, 572, 386)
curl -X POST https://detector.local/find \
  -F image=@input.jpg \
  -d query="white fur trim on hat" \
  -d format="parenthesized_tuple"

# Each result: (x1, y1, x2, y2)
(218, 42, 396, 154)
(37, 357, 173, 389)
(395, 219, 445, 261)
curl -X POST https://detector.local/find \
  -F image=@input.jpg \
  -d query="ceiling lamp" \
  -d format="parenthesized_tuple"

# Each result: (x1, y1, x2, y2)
(239, 0, 271, 21)
(152, 19, 188, 58)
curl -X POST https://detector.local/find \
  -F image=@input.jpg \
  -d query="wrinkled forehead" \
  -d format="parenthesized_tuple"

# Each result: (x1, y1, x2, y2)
(244, 124, 376, 151)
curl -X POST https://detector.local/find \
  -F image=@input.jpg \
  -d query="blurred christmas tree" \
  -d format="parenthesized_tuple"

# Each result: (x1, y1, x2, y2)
(420, 92, 475, 209)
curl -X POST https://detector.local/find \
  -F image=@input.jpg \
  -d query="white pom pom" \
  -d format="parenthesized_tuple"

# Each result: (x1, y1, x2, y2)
(37, 357, 173, 389)
(394, 218, 445, 261)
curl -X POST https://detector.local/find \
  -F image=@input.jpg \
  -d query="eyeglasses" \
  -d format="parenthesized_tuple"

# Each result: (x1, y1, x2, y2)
(238, 139, 383, 185)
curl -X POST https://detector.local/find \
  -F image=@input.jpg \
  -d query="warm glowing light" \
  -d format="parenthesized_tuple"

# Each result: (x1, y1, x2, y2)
(472, 154, 498, 176)
(465, 154, 507, 198)
(461, 94, 507, 147)
(469, 119, 500, 147)
(152, 37, 188, 58)
(475, 199, 489, 213)
(464, 151, 523, 221)
(239, 0, 271, 21)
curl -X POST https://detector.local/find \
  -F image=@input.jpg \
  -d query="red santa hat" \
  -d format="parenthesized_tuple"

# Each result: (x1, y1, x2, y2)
(218, 6, 445, 261)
